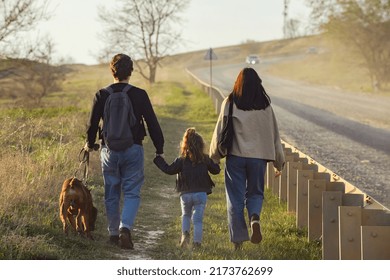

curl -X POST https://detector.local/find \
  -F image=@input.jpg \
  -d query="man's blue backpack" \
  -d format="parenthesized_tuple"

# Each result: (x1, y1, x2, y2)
(102, 84, 136, 151)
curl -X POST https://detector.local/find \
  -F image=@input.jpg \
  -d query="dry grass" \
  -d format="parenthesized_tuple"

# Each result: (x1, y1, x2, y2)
(265, 36, 390, 95)
(0, 62, 150, 259)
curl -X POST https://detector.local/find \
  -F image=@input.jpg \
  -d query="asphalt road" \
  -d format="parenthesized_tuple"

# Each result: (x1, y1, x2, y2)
(190, 61, 390, 209)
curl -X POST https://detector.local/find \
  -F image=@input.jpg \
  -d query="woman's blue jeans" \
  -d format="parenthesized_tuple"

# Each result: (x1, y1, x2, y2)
(180, 192, 207, 243)
(225, 155, 267, 243)
(100, 144, 144, 236)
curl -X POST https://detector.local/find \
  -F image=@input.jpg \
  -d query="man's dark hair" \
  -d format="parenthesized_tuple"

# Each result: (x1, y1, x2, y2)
(110, 53, 134, 81)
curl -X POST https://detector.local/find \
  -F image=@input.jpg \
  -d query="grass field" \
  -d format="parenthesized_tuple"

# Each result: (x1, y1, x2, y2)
(0, 60, 322, 259)
(4, 33, 380, 259)
(0, 67, 320, 259)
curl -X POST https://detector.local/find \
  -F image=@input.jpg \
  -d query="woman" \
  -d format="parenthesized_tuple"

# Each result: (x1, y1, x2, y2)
(209, 67, 285, 250)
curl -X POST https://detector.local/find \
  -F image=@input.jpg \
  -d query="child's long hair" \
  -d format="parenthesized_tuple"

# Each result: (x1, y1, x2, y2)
(180, 128, 206, 163)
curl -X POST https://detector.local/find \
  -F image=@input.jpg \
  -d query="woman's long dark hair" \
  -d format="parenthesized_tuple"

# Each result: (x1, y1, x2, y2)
(228, 67, 271, 110)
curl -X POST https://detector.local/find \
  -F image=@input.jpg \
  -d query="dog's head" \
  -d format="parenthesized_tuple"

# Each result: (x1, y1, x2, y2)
(67, 178, 86, 209)
(70, 178, 97, 231)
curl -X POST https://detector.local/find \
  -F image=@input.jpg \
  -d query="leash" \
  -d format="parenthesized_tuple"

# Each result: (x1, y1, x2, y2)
(75, 144, 99, 186)
(75, 148, 90, 186)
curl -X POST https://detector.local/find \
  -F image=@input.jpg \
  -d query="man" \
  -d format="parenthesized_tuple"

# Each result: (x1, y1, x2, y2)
(85, 53, 164, 249)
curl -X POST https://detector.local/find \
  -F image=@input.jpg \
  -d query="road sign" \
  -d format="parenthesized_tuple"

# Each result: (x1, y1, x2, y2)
(204, 48, 217, 60)
(203, 48, 217, 92)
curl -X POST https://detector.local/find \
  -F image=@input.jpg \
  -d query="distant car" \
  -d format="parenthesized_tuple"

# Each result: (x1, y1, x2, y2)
(245, 55, 260, 65)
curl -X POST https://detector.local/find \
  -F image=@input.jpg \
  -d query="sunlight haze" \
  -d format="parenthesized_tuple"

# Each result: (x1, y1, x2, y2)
(37, 0, 310, 64)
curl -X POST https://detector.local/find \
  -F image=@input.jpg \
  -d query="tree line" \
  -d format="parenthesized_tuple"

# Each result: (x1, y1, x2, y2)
(305, 0, 390, 91)
(0, 0, 188, 104)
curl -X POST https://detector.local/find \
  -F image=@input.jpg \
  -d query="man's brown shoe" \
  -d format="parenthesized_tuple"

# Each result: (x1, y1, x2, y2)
(119, 227, 134, 249)
(108, 235, 119, 246)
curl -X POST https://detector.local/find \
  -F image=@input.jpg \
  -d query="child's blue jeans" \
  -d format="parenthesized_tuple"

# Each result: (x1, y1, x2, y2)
(180, 192, 207, 243)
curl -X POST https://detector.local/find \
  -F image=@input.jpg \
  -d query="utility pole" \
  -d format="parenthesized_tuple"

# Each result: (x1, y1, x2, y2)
(283, 0, 290, 38)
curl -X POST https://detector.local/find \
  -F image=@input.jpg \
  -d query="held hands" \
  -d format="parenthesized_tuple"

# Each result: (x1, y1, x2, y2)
(155, 153, 164, 159)
(153, 153, 165, 168)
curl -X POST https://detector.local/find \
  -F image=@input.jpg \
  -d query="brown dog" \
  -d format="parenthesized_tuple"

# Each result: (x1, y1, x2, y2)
(59, 177, 97, 239)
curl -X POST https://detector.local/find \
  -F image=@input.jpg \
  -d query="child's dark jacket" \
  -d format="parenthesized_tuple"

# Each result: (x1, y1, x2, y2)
(153, 156, 220, 195)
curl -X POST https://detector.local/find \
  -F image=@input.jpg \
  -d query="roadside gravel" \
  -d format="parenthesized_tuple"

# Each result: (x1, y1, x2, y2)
(273, 103, 390, 209)
(261, 73, 390, 209)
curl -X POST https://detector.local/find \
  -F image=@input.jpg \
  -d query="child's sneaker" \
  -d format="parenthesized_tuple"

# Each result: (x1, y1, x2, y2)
(180, 231, 190, 248)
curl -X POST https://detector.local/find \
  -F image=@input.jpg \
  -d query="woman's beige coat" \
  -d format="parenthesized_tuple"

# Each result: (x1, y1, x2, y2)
(209, 97, 285, 171)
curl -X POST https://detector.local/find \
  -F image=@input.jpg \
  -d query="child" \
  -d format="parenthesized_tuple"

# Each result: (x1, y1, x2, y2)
(154, 128, 220, 248)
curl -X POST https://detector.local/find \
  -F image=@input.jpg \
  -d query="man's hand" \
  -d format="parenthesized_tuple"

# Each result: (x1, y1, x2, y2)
(275, 170, 282, 178)
(84, 142, 94, 152)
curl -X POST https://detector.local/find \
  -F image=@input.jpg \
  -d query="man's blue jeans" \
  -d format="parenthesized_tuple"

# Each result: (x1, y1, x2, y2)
(225, 155, 267, 243)
(180, 192, 207, 243)
(100, 144, 144, 236)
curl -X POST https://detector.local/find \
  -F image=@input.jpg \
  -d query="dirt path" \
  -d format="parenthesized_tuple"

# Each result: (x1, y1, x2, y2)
(119, 182, 177, 260)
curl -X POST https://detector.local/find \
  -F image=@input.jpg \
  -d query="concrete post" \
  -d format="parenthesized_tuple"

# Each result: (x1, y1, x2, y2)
(280, 153, 299, 203)
(287, 162, 302, 213)
(296, 169, 314, 229)
(322, 191, 343, 260)
(307, 172, 331, 241)
(308, 179, 327, 241)
(267, 162, 275, 190)
(339, 206, 362, 260)
(361, 226, 390, 260)
(361, 209, 390, 260)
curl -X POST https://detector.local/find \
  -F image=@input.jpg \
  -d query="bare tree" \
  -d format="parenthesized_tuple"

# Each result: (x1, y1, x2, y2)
(305, 0, 390, 91)
(1, 37, 68, 104)
(20, 37, 67, 104)
(0, 0, 50, 84)
(98, 0, 189, 84)
(0, 0, 49, 45)
(285, 18, 301, 39)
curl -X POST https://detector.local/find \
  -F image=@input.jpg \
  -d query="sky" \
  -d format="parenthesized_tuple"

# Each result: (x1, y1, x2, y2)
(36, 0, 310, 65)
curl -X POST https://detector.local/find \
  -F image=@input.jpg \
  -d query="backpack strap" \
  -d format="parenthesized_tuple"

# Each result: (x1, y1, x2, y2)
(122, 84, 132, 93)
(104, 86, 114, 94)
(104, 84, 133, 95)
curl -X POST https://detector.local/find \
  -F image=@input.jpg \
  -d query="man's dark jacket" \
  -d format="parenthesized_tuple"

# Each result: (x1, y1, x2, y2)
(86, 83, 164, 154)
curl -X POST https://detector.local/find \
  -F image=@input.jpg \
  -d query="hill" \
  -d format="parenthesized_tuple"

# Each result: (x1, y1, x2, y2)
(1, 34, 387, 107)
(161, 34, 389, 96)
